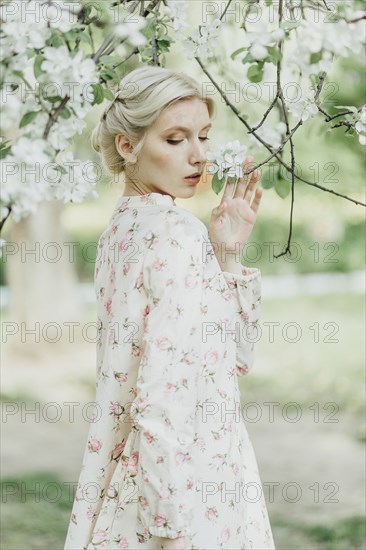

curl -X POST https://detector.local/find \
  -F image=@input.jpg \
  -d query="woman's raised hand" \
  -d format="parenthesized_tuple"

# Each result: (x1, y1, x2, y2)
(208, 156, 262, 254)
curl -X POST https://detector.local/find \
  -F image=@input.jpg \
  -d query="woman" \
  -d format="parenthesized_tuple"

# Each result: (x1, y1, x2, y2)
(64, 66, 275, 550)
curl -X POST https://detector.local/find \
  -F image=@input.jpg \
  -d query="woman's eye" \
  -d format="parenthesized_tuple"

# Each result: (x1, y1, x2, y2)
(167, 140, 182, 145)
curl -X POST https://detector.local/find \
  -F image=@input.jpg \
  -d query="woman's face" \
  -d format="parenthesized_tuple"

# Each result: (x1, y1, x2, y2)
(121, 97, 212, 200)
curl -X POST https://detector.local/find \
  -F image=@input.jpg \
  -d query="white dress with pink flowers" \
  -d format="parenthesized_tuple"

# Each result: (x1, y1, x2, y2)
(64, 192, 275, 550)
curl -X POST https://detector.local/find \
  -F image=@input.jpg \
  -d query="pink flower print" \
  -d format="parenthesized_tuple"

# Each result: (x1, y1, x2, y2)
(184, 273, 198, 289)
(204, 350, 219, 365)
(118, 537, 129, 549)
(87, 506, 95, 520)
(152, 258, 164, 271)
(205, 507, 218, 521)
(156, 456, 164, 464)
(105, 298, 112, 317)
(123, 263, 130, 276)
(223, 289, 233, 301)
(240, 309, 249, 321)
(110, 402, 124, 416)
(154, 514, 168, 528)
(224, 419, 233, 432)
(142, 304, 150, 319)
(175, 451, 191, 466)
(226, 279, 236, 291)
(88, 438, 102, 453)
(127, 450, 139, 476)
(112, 224, 118, 234)
(237, 364, 249, 376)
(165, 382, 177, 394)
(220, 527, 231, 544)
(196, 436, 205, 450)
(118, 238, 130, 253)
(232, 462, 239, 476)
(139, 496, 148, 510)
(109, 441, 125, 461)
(143, 431, 154, 444)
(159, 484, 171, 500)
(114, 371, 128, 384)
(155, 336, 172, 351)
(132, 343, 141, 357)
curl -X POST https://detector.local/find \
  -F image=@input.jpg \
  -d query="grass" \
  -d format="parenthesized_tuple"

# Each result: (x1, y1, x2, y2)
(239, 293, 365, 426)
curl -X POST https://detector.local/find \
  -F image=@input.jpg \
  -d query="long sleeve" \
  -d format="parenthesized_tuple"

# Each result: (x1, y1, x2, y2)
(221, 266, 261, 376)
(131, 219, 205, 538)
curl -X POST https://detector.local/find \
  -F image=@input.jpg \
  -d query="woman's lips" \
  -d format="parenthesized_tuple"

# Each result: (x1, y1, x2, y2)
(184, 175, 201, 185)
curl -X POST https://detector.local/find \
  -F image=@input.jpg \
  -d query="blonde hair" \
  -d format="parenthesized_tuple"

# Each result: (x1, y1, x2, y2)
(91, 66, 216, 181)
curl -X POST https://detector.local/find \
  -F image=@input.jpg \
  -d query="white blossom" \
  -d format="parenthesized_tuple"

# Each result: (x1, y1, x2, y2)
(287, 89, 319, 123)
(206, 140, 248, 180)
(11, 137, 51, 166)
(48, 117, 86, 151)
(355, 106, 366, 145)
(246, 20, 285, 61)
(183, 19, 222, 61)
(40, 46, 97, 114)
(53, 151, 99, 203)
(286, 12, 366, 77)
(248, 121, 287, 150)
(164, 1, 189, 40)
(114, 14, 147, 47)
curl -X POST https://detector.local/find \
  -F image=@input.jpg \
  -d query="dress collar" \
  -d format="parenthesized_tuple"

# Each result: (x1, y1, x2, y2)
(113, 192, 176, 213)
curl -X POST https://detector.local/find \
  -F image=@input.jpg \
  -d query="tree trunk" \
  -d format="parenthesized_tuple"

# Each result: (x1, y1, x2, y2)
(5, 199, 84, 355)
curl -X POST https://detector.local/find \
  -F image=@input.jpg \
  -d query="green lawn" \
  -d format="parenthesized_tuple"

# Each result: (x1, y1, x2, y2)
(240, 293, 365, 427)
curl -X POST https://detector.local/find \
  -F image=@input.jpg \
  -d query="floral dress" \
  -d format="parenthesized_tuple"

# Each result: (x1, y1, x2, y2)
(64, 192, 275, 550)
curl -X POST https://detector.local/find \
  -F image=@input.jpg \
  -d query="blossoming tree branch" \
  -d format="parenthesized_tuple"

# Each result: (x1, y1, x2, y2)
(0, 0, 365, 258)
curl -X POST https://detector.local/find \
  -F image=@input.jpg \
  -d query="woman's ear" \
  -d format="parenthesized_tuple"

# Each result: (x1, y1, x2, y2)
(115, 134, 137, 163)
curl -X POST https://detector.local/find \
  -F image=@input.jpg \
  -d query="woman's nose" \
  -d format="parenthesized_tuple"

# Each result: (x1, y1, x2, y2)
(189, 139, 208, 164)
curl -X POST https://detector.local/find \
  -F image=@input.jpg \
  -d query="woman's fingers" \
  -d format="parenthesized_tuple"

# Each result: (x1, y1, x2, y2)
(250, 187, 263, 213)
(234, 156, 255, 199)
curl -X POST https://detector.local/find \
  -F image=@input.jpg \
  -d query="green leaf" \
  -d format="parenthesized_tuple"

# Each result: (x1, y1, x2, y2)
(19, 111, 40, 128)
(92, 83, 105, 105)
(34, 54, 44, 79)
(260, 167, 277, 189)
(99, 55, 124, 67)
(60, 107, 72, 119)
(100, 68, 117, 81)
(310, 52, 323, 64)
(103, 88, 115, 101)
(46, 95, 63, 104)
(78, 32, 93, 46)
(242, 52, 255, 64)
(0, 139, 12, 160)
(46, 33, 64, 48)
(275, 180, 290, 198)
(280, 21, 300, 31)
(267, 46, 282, 64)
(211, 172, 225, 195)
(247, 64, 264, 83)
(230, 47, 247, 60)
(157, 38, 173, 52)
(264, 0, 273, 5)
(334, 105, 358, 113)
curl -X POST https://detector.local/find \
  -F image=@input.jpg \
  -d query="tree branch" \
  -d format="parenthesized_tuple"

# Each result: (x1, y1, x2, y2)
(195, 58, 365, 207)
